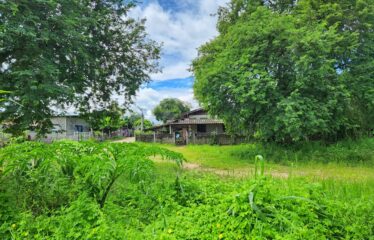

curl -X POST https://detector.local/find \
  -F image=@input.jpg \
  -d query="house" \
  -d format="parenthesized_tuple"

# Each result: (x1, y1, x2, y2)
(50, 115, 91, 134)
(146, 108, 225, 144)
(26, 115, 92, 141)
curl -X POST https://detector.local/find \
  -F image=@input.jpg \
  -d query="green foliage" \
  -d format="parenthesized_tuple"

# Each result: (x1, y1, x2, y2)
(164, 137, 374, 170)
(193, 0, 374, 143)
(0, 1, 160, 135)
(122, 113, 153, 130)
(0, 90, 10, 102)
(153, 98, 191, 123)
(231, 137, 374, 166)
(134, 119, 153, 130)
(123, 113, 142, 129)
(0, 141, 183, 238)
(83, 102, 125, 133)
(144, 176, 374, 239)
(0, 141, 374, 238)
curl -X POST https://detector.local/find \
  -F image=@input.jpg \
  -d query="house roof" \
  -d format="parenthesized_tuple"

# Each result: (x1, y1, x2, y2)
(52, 114, 81, 118)
(146, 108, 224, 131)
(172, 119, 224, 125)
(146, 119, 224, 131)
(181, 107, 205, 117)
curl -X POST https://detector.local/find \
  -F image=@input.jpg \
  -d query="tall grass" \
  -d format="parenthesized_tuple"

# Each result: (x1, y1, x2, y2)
(1, 140, 373, 239)
(163, 138, 374, 167)
(231, 137, 374, 166)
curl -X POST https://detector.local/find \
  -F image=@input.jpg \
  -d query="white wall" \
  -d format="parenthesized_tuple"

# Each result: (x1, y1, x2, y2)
(66, 117, 90, 133)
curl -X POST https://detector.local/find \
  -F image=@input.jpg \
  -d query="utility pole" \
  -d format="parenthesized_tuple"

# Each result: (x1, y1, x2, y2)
(140, 110, 144, 132)
(135, 105, 145, 132)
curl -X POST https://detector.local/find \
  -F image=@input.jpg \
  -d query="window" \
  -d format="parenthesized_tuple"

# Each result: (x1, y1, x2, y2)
(75, 125, 83, 132)
(197, 124, 207, 133)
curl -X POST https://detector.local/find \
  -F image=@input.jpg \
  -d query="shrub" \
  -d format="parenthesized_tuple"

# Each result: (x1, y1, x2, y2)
(230, 138, 374, 166)
(0, 141, 184, 238)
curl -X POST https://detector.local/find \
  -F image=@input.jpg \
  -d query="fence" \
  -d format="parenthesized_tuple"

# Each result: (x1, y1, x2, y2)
(188, 133, 249, 145)
(28, 132, 94, 143)
(136, 133, 249, 145)
(29, 129, 133, 143)
(135, 133, 174, 144)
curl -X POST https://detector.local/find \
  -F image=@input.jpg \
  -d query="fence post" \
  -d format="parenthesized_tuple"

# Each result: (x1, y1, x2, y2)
(153, 132, 156, 143)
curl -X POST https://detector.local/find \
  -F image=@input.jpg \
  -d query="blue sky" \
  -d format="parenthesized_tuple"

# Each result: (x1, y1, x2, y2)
(128, 0, 229, 121)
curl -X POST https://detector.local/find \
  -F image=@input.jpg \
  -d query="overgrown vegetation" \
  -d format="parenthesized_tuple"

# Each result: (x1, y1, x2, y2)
(1, 141, 373, 239)
(165, 137, 374, 169)
(0, 1, 160, 135)
(231, 137, 374, 166)
(82, 102, 125, 135)
(193, 0, 374, 143)
(0, 141, 183, 238)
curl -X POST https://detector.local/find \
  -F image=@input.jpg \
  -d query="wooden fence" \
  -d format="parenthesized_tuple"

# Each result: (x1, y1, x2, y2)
(188, 133, 249, 145)
(136, 133, 174, 144)
(136, 133, 249, 145)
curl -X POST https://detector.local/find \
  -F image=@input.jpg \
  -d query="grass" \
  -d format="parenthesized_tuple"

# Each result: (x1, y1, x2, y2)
(153, 137, 374, 182)
(1, 139, 374, 238)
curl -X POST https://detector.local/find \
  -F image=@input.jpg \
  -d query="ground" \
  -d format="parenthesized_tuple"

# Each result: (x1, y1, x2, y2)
(112, 137, 374, 181)
(113, 137, 135, 143)
(152, 143, 374, 182)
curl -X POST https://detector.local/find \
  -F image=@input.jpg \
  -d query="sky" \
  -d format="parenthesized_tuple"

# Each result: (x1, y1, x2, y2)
(128, 0, 229, 122)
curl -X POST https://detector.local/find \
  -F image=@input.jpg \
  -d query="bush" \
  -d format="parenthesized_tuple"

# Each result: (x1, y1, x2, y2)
(1, 141, 373, 239)
(142, 176, 374, 239)
(0, 141, 183, 238)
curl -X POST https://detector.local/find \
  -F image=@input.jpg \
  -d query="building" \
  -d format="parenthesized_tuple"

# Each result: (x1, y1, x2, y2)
(26, 115, 92, 141)
(146, 108, 225, 144)
(50, 115, 91, 134)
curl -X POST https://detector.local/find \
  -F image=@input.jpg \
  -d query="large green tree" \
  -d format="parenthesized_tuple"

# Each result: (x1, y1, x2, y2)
(82, 102, 124, 134)
(123, 113, 142, 129)
(134, 118, 153, 130)
(153, 98, 191, 123)
(0, 0, 160, 135)
(193, 0, 374, 143)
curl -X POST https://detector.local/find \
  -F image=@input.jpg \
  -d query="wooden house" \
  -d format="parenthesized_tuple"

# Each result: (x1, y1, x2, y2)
(146, 108, 225, 144)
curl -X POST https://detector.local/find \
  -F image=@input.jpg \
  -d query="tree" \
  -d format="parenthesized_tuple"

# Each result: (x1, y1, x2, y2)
(134, 119, 153, 130)
(82, 102, 124, 134)
(153, 98, 191, 123)
(123, 113, 142, 129)
(193, 0, 374, 143)
(0, 1, 160, 135)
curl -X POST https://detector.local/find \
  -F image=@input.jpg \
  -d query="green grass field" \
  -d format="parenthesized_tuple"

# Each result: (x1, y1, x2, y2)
(155, 138, 374, 182)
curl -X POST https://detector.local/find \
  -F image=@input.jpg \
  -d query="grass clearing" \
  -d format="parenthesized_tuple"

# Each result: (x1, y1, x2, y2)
(156, 138, 374, 182)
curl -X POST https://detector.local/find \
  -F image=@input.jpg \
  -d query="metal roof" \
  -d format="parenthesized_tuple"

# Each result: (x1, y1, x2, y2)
(146, 119, 224, 130)
(181, 107, 205, 117)
(172, 119, 224, 125)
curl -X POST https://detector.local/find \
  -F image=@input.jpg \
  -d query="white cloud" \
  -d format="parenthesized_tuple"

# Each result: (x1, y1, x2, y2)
(126, 0, 229, 121)
(150, 61, 191, 80)
(130, 0, 229, 81)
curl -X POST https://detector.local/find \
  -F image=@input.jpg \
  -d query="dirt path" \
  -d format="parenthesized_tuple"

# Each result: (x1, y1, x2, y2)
(180, 162, 290, 179)
(112, 137, 135, 143)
